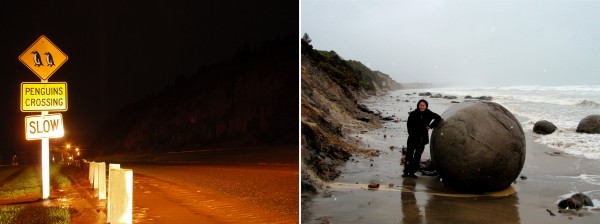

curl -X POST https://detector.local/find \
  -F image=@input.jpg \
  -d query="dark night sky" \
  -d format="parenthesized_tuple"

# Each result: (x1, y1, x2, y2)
(0, 1, 298, 154)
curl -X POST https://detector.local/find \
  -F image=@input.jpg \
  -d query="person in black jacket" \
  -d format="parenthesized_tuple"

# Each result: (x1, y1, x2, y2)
(403, 99, 441, 178)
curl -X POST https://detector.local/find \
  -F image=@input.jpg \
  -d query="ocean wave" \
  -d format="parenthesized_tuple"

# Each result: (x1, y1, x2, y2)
(535, 132, 600, 160)
(497, 85, 600, 92)
(576, 100, 600, 107)
(555, 175, 600, 186)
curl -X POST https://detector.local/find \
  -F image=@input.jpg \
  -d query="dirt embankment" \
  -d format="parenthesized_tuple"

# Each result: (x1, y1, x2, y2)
(300, 40, 399, 195)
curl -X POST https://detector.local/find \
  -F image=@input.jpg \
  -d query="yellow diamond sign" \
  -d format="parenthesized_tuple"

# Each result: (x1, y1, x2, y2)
(19, 35, 68, 80)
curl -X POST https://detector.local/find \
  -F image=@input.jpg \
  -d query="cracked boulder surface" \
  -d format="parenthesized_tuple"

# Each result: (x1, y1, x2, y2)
(430, 101, 526, 193)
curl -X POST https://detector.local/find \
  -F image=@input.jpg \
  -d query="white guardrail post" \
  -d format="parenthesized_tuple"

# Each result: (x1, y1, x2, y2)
(88, 161, 94, 184)
(98, 162, 106, 200)
(93, 162, 99, 190)
(108, 168, 133, 224)
(107, 164, 121, 221)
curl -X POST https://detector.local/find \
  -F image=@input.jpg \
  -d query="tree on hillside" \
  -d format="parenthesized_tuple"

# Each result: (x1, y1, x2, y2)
(302, 33, 312, 44)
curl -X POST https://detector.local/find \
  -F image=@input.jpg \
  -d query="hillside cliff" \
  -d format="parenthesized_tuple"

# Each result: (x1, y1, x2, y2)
(93, 38, 297, 156)
(301, 39, 400, 193)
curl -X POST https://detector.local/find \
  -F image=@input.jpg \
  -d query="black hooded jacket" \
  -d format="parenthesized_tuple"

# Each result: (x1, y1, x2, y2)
(407, 100, 441, 145)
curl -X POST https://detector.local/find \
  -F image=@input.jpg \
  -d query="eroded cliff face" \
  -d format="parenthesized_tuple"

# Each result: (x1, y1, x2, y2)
(95, 39, 297, 155)
(300, 40, 400, 193)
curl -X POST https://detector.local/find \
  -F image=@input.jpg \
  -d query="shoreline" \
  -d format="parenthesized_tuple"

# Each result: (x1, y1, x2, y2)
(302, 90, 600, 223)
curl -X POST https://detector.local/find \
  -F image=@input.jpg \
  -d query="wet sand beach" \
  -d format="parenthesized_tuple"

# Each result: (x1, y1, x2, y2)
(303, 90, 600, 223)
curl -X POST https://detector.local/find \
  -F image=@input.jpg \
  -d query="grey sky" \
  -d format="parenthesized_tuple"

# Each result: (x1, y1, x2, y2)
(301, 0, 600, 87)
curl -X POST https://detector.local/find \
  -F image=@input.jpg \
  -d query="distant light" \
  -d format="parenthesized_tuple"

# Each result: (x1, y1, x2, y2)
(76, 147, 79, 152)
(66, 144, 71, 149)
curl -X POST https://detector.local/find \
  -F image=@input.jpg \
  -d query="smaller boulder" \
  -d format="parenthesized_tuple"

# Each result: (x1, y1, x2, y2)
(533, 120, 557, 135)
(430, 93, 443, 98)
(576, 115, 600, 134)
(558, 193, 594, 209)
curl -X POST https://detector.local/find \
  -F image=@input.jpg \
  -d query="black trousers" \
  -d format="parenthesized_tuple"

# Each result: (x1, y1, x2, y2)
(403, 144, 425, 174)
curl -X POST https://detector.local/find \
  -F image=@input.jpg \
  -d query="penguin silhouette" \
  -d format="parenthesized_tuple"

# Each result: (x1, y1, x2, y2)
(44, 52, 55, 67)
(32, 51, 43, 67)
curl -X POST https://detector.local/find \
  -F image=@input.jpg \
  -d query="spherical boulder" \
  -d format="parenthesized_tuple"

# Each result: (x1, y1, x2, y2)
(430, 101, 526, 193)
(576, 115, 600, 134)
(533, 120, 557, 135)
(558, 192, 594, 209)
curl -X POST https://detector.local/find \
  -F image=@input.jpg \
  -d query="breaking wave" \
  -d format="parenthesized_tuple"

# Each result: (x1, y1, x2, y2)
(576, 100, 600, 107)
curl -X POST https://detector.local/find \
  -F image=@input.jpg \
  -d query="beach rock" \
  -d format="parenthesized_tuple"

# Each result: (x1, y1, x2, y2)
(368, 183, 380, 189)
(356, 116, 370, 122)
(558, 193, 594, 209)
(301, 173, 318, 193)
(533, 120, 557, 135)
(357, 104, 374, 114)
(576, 115, 600, 134)
(465, 95, 473, 99)
(431, 93, 443, 98)
(430, 101, 526, 193)
(478, 96, 493, 100)
(419, 92, 432, 96)
(443, 95, 457, 99)
(381, 116, 394, 121)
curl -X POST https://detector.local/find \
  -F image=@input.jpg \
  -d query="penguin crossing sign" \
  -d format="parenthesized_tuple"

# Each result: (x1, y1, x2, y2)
(21, 82, 68, 112)
(19, 35, 68, 80)
(18, 35, 69, 200)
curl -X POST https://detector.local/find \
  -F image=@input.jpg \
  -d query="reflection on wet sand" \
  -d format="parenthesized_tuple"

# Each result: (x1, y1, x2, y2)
(425, 192, 520, 223)
(401, 178, 421, 223)
(398, 177, 521, 223)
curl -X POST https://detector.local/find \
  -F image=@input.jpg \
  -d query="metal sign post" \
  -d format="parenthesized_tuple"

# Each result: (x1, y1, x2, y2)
(41, 103, 50, 198)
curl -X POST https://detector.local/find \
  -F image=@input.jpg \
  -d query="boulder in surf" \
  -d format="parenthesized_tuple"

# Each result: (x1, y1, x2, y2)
(533, 120, 557, 135)
(576, 115, 600, 134)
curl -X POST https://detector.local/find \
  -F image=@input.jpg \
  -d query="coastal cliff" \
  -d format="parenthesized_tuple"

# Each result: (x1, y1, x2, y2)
(92, 38, 298, 157)
(301, 39, 400, 193)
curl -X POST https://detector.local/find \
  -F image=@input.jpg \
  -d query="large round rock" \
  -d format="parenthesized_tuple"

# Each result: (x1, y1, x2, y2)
(576, 115, 600, 134)
(431, 101, 526, 193)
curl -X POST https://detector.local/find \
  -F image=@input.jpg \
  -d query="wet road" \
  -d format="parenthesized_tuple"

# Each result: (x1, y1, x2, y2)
(126, 164, 298, 223)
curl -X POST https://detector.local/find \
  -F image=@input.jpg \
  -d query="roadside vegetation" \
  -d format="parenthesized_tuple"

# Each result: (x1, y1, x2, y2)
(0, 164, 73, 223)
(0, 206, 72, 224)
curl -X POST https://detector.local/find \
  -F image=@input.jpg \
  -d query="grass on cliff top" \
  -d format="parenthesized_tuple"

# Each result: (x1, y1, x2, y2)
(305, 43, 383, 92)
(0, 164, 72, 224)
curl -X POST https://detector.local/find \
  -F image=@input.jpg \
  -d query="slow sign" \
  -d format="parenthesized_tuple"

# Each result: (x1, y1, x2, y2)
(25, 113, 64, 140)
